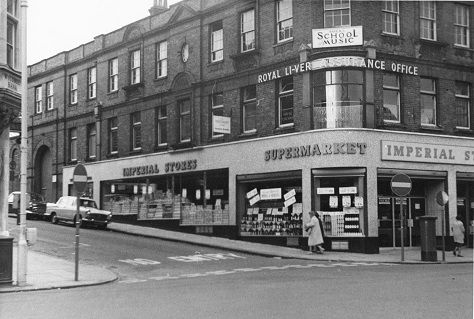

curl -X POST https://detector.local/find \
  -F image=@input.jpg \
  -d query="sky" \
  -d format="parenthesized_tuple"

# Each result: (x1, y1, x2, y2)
(27, 0, 180, 65)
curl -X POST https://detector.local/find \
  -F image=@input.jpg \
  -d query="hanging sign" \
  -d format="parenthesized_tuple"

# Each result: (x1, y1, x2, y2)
(249, 194, 261, 206)
(317, 187, 335, 195)
(284, 189, 296, 201)
(342, 196, 351, 208)
(260, 188, 282, 200)
(339, 187, 357, 194)
(329, 196, 338, 208)
(247, 188, 258, 199)
(355, 196, 364, 208)
(284, 196, 297, 208)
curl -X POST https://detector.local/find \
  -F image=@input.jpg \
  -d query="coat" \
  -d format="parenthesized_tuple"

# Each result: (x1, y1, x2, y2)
(305, 216, 324, 246)
(452, 220, 465, 244)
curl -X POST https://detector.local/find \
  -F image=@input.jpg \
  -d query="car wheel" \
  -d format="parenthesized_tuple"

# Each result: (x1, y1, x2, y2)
(51, 213, 58, 224)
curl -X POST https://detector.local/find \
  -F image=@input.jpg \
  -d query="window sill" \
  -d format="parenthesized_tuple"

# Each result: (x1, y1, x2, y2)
(381, 32, 401, 39)
(107, 90, 119, 95)
(230, 49, 260, 60)
(454, 127, 473, 133)
(129, 149, 142, 155)
(420, 125, 443, 132)
(85, 157, 97, 163)
(106, 153, 119, 159)
(453, 45, 474, 52)
(68, 160, 78, 165)
(154, 144, 169, 152)
(208, 60, 224, 66)
(122, 82, 144, 92)
(154, 76, 168, 82)
(419, 39, 449, 47)
(238, 131, 257, 138)
(273, 125, 296, 134)
(273, 39, 294, 48)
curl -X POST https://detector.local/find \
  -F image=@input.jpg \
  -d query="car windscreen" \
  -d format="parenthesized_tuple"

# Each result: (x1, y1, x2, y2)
(80, 199, 97, 209)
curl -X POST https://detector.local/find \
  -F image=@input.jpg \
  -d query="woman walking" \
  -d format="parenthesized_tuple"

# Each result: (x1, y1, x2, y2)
(452, 215, 465, 257)
(305, 211, 325, 254)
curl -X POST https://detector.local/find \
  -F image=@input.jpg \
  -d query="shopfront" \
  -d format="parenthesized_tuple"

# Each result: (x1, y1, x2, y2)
(62, 129, 474, 253)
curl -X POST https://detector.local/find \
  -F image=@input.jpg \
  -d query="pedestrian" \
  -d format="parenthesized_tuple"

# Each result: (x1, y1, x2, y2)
(305, 211, 325, 254)
(451, 215, 465, 257)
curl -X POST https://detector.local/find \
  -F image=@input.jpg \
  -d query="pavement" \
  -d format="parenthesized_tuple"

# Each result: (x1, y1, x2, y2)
(1, 221, 472, 293)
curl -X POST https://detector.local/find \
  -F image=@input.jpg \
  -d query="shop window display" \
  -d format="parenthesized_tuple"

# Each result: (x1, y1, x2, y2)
(315, 175, 365, 237)
(240, 179, 303, 237)
(102, 169, 229, 225)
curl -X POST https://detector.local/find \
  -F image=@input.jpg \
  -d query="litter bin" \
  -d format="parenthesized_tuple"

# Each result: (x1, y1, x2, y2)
(419, 216, 437, 261)
(0, 236, 13, 285)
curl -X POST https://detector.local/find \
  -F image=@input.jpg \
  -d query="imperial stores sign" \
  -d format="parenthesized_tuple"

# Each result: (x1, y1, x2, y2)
(382, 141, 474, 166)
(123, 160, 198, 177)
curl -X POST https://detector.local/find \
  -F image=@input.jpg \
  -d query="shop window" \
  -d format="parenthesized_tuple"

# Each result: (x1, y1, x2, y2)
(420, 1, 436, 40)
(238, 173, 303, 237)
(156, 105, 168, 146)
(130, 49, 141, 85)
(69, 74, 78, 105)
(312, 69, 364, 129)
(156, 41, 168, 78)
(242, 85, 257, 133)
(324, 0, 350, 27)
(420, 77, 436, 126)
(276, 0, 293, 42)
(109, 58, 118, 92)
(108, 117, 118, 154)
(88, 66, 97, 100)
(87, 124, 96, 159)
(241, 9, 255, 53)
(383, 73, 400, 123)
(278, 76, 294, 127)
(210, 92, 224, 138)
(102, 169, 229, 226)
(46, 81, 54, 110)
(382, 0, 399, 35)
(35, 85, 42, 114)
(455, 82, 471, 129)
(454, 4, 470, 47)
(178, 98, 191, 142)
(313, 169, 366, 238)
(69, 127, 77, 162)
(210, 21, 223, 62)
(131, 112, 142, 150)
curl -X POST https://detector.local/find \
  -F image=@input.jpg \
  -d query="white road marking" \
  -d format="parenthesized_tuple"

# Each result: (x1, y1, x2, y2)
(117, 262, 393, 284)
(168, 253, 246, 263)
(118, 258, 161, 266)
(118, 279, 147, 284)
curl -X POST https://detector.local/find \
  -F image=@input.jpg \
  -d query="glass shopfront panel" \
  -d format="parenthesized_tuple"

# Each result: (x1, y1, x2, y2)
(313, 168, 366, 238)
(238, 171, 303, 237)
(101, 169, 229, 225)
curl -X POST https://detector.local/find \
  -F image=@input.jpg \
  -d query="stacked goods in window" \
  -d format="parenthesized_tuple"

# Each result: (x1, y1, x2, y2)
(343, 212, 360, 234)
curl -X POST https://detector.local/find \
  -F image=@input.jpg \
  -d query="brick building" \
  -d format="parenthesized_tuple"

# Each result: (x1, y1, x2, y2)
(27, 0, 474, 253)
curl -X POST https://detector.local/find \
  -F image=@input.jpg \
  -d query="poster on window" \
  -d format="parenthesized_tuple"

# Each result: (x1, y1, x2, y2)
(284, 189, 296, 201)
(247, 188, 258, 199)
(213, 115, 231, 134)
(329, 196, 338, 208)
(355, 196, 364, 208)
(260, 188, 282, 200)
(317, 187, 335, 195)
(342, 196, 351, 208)
(249, 194, 260, 206)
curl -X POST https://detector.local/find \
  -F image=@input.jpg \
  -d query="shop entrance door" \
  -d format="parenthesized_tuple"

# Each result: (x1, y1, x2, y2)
(378, 197, 425, 247)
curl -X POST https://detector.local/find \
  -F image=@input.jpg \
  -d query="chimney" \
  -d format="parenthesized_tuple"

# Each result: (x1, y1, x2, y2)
(149, 0, 168, 16)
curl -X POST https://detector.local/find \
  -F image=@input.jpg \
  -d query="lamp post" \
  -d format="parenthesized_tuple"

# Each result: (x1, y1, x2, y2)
(17, 0, 28, 286)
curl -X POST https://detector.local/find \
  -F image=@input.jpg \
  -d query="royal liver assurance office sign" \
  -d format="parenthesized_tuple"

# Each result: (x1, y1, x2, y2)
(381, 141, 474, 166)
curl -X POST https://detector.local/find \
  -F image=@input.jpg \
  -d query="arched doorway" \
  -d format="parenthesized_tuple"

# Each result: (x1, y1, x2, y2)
(34, 146, 53, 202)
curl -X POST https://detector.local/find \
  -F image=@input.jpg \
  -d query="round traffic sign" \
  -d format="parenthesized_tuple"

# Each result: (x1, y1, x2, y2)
(73, 164, 88, 194)
(391, 173, 412, 197)
(436, 191, 449, 206)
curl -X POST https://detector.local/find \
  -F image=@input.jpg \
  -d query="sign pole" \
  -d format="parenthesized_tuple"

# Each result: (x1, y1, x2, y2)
(436, 191, 449, 263)
(72, 163, 88, 281)
(75, 188, 80, 281)
(400, 197, 404, 262)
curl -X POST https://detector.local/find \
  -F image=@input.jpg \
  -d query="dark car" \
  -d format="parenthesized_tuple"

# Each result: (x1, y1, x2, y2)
(8, 192, 47, 220)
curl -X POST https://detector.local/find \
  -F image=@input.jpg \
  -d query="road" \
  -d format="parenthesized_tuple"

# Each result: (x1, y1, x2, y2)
(1, 218, 472, 319)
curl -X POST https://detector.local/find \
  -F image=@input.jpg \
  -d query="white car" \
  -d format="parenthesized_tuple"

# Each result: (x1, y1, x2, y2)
(45, 196, 112, 229)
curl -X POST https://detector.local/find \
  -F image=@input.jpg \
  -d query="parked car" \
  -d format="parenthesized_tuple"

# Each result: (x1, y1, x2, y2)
(45, 196, 112, 229)
(8, 192, 47, 220)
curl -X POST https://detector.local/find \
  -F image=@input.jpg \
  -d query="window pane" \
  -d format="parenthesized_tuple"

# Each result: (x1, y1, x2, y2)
(383, 90, 399, 121)
(280, 95, 293, 125)
(244, 102, 256, 131)
(456, 82, 469, 96)
(420, 78, 434, 92)
(420, 95, 435, 125)
(455, 99, 469, 127)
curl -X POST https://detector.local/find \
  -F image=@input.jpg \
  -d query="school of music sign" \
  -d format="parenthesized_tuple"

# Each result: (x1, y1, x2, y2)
(312, 26, 363, 48)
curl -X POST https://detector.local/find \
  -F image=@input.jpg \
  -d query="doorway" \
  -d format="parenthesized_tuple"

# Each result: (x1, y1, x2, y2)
(378, 196, 425, 247)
